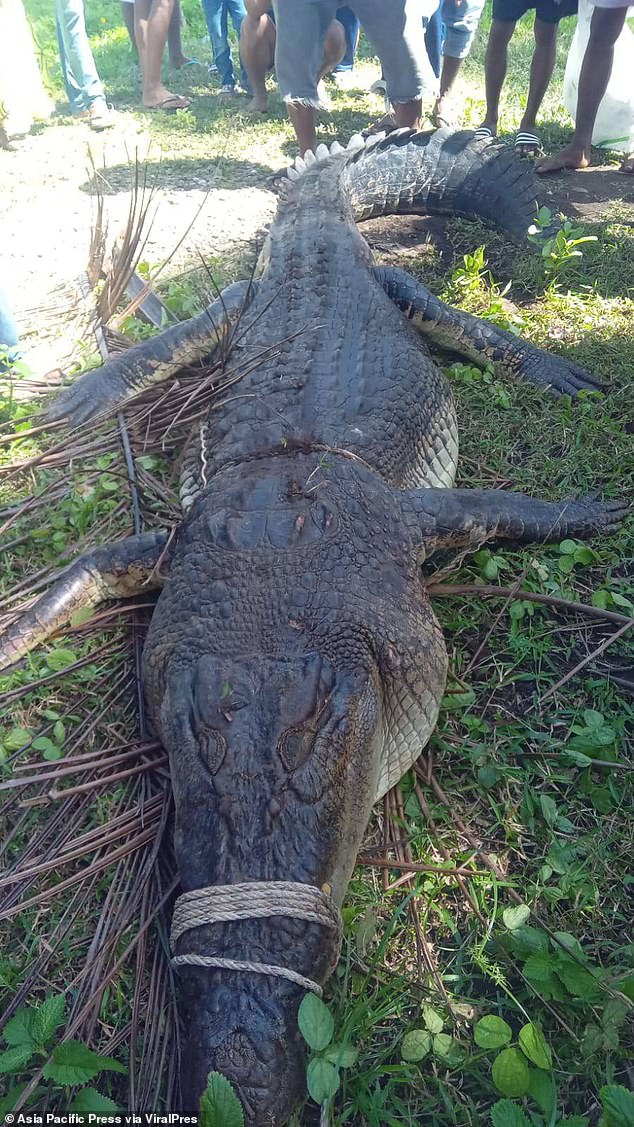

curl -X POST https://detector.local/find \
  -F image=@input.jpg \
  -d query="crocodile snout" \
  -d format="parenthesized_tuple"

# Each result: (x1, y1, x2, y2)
(179, 973, 306, 1124)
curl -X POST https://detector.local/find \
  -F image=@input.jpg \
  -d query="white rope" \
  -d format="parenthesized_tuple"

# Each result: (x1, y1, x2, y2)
(170, 880, 341, 995)
(171, 954, 324, 996)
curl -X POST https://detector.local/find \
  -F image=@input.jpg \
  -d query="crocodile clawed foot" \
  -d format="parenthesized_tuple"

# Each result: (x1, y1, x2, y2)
(529, 352, 607, 397)
(583, 497, 631, 532)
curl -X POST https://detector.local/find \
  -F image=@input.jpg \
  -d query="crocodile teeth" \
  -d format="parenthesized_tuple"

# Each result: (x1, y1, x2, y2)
(287, 167, 300, 180)
(315, 143, 330, 161)
(303, 149, 317, 166)
(294, 156, 307, 173)
(346, 133, 365, 151)
(329, 140, 345, 154)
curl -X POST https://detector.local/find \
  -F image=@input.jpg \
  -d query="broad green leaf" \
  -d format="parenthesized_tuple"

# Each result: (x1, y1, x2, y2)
(523, 953, 554, 984)
(297, 994, 334, 1052)
(559, 539, 578, 555)
(32, 736, 62, 761)
(555, 957, 602, 1001)
(492, 1048, 530, 1097)
(401, 1029, 432, 1062)
(518, 1023, 552, 1070)
(43, 1041, 127, 1085)
(503, 905, 530, 930)
(32, 993, 66, 1048)
(432, 1033, 462, 1065)
(323, 1043, 357, 1068)
(306, 1058, 340, 1104)
(422, 1005, 444, 1034)
(583, 709, 604, 729)
(3, 1008, 35, 1048)
(528, 1067, 556, 1116)
(490, 1099, 532, 1127)
(508, 926, 548, 957)
(45, 648, 77, 672)
(53, 720, 66, 743)
(0, 1043, 34, 1074)
(3, 727, 31, 751)
(558, 1118, 589, 1127)
(599, 1083, 634, 1127)
(69, 1089, 121, 1114)
(199, 1071, 244, 1127)
(474, 1015, 512, 1050)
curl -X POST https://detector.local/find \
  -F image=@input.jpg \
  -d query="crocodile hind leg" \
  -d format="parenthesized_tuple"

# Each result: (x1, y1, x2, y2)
(45, 280, 256, 427)
(400, 487, 628, 554)
(0, 530, 171, 672)
(374, 265, 605, 397)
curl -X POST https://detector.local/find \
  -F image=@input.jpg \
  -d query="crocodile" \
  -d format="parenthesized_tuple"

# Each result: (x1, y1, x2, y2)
(0, 129, 625, 1124)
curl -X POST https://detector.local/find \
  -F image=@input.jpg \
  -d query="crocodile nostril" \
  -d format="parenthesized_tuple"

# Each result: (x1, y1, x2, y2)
(214, 1029, 258, 1080)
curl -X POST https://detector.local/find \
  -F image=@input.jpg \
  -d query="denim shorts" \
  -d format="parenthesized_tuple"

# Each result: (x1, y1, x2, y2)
(492, 0, 578, 23)
(273, 0, 438, 107)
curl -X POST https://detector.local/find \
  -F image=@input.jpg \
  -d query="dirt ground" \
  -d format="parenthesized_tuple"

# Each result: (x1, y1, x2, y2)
(3, 117, 633, 374)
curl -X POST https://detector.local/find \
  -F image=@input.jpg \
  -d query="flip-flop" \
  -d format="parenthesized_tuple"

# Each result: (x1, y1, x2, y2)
(144, 94, 193, 112)
(514, 131, 542, 157)
(473, 125, 496, 142)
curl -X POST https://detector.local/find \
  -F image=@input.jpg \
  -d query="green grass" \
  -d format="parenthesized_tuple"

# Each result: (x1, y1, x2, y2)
(2, 2, 633, 1124)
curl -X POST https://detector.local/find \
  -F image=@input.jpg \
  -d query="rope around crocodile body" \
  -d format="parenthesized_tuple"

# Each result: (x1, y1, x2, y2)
(170, 880, 342, 996)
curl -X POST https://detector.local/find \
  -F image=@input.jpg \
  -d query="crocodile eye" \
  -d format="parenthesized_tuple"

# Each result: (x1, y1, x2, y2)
(278, 727, 316, 772)
(198, 729, 227, 774)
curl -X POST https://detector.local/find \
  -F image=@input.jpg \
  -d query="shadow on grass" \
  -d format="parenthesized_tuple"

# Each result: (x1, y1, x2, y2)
(79, 154, 277, 195)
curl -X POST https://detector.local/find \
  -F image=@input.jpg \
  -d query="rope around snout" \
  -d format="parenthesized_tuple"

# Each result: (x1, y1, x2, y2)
(170, 880, 342, 996)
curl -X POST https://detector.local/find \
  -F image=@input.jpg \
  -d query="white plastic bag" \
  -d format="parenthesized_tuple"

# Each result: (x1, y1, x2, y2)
(563, 0, 634, 153)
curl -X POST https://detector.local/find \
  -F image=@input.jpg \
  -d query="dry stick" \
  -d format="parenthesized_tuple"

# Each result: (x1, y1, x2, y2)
(12, 875, 180, 1115)
(358, 857, 489, 878)
(427, 581, 634, 629)
(414, 776, 487, 926)
(538, 618, 634, 706)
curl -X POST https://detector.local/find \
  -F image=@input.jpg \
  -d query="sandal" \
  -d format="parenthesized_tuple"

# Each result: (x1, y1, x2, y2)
(144, 94, 193, 112)
(473, 124, 496, 142)
(514, 131, 542, 157)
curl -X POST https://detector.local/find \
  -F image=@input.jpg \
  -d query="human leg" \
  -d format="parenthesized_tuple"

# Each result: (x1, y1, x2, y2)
(536, 4, 628, 172)
(274, 0, 338, 154)
(355, 0, 438, 130)
(513, 16, 557, 153)
(54, 0, 106, 114)
(433, 0, 485, 124)
(136, 0, 191, 107)
(168, 0, 191, 66)
(201, 0, 237, 87)
(241, 6, 275, 110)
(476, 17, 516, 136)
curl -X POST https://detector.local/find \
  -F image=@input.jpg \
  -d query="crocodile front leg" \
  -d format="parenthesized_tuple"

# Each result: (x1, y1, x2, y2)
(45, 280, 255, 427)
(401, 487, 628, 554)
(374, 265, 605, 397)
(0, 531, 171, 671)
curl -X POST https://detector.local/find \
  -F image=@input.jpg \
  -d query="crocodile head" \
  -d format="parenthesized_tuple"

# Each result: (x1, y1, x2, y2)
(157, 646, 383, 1121)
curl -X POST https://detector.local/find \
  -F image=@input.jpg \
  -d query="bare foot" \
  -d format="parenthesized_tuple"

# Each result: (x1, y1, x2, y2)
(620, 152, 634, 173)
(246, 94, 268, 112)
(535, 143, 590, 174)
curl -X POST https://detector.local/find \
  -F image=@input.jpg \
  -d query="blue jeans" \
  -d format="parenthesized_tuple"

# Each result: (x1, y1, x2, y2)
(55, 0, 105, 114)
(333, 6, 360, 72)
(201, 0, 247, 88)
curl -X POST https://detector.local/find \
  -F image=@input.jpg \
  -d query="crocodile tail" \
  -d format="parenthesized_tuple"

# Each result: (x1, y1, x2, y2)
(342, 127, 540, 242)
